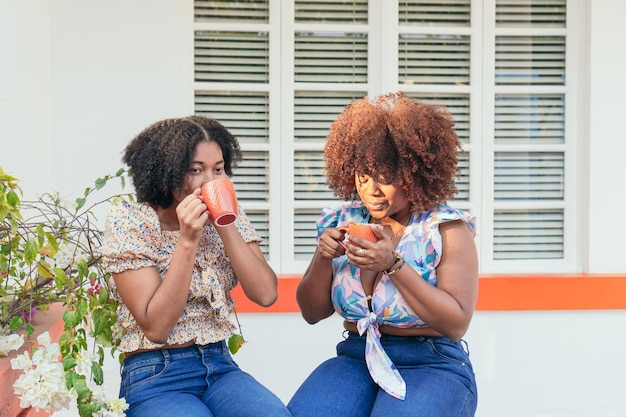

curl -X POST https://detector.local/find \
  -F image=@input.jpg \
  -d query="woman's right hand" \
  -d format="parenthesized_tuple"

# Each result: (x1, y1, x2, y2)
(296, 228, 345, 323)
(317, 228, 347, 260)
(176, 188, 209, 242)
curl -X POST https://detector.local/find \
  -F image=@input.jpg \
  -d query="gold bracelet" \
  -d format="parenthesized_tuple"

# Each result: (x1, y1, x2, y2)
(384, 254, 405, 276)
(386, 258, 405, 277)
(384, 252, 400, 271)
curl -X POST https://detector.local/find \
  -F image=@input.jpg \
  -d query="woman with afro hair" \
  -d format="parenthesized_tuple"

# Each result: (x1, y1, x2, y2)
(102, 116, 291, 417)
(288, 92, 478, 417)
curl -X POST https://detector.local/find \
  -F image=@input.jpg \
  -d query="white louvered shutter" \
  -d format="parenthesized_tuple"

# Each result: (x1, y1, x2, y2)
(193, 1, 273, 259)
(396, 1, 474, 213)
(288, 0, 370, 267)
(490, 0, 572, 267)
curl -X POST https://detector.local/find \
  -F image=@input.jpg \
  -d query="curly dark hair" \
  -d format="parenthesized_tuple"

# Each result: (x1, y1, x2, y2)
(123, 116, 242, 208)
(324, 92, 461, 211)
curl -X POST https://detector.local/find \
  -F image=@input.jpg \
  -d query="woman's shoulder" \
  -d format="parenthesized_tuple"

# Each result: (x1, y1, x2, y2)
(106, 200, 160, 233)
(420, 204, 476, 235)
(316, 202, 368, 233)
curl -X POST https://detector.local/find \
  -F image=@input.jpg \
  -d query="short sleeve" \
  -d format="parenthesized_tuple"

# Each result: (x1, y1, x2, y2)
(316, 202, 369, 241)
(234, 205, 261, 244)
(428, 205, 476, 267)
(101, 201, 160, 273)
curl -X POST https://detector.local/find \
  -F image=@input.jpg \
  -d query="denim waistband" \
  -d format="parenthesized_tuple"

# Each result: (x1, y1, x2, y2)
(123, 341, 225, 367)
(344, 330, 445, 342)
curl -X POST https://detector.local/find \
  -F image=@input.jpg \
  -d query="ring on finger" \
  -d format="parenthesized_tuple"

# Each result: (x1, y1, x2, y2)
(358, 248, 365, 256)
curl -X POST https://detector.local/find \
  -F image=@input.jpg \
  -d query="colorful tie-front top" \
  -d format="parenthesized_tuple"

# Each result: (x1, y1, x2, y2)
(101, 200, 260, 353)
(317, 202, 476, 400)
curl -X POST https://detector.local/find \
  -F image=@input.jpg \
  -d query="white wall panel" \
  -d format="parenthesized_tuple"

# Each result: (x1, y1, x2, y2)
(588, 0, 626, 272)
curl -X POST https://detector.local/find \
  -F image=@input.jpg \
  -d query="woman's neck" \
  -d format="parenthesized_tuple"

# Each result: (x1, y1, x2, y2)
(154, 204, 180, 231)
(371, 206, 412, 238)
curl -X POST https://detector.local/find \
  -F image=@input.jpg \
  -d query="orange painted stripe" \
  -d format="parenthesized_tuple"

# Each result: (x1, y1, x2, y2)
(476, 275, 626, 311)
(231, 274, 626, 313)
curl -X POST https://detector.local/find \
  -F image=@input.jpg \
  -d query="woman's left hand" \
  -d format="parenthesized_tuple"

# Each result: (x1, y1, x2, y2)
(345, 227, 397, 272)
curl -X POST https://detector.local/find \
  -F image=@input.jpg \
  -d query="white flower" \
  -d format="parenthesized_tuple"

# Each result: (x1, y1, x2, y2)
(52, 241, 76, 270)
(10, 331, 76, 412)
(107, 397, 129, 414)
(93, 397, 129, 417)
(0, 333, 24, 356)
(87, 380, 107, 404)
(10, 349, 32, 370)
(75, 348, 99, 377)
(52, 239, 89, 270)
(36, 331, 51, 346)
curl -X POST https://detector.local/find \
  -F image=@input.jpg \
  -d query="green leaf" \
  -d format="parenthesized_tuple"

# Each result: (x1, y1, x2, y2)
(0, 208, 8, 223)
(6, 189, 20, 208)
(98, 287, 108, 304)
(76, 299, 88, 320)
(228, 333, 245, 354)
(8, 315, 23, 330)
(64, 369, 76, 389)
(36, 262, 54, 279)
(95, 332, 113, 348)
(76, 260, 89, 278)
(75, 197, 86, 210)
(45, 233, 59, 255)
(95, 178, 106, 190)
(53, 267, 67, 289)
(25, 323, 35, 337)
(24, 239, 39, 264)
(72, 374, 89, 399)
(91, 362, 104, 385)
(36, 224, 45, 246)
(63, 310, 80, 328)
(63, 355, 77, 371)
(78, 402, 101, 417)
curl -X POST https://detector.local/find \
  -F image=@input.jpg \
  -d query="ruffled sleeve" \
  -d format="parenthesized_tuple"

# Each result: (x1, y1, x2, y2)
(315, 202, 370, 241)
(427, 205, 476, 269)
(101, 201, 160, 273)
(233, 205, 261, 244)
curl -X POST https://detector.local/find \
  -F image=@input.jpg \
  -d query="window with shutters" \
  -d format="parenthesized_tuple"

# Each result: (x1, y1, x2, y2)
(188, 0, 583, 274)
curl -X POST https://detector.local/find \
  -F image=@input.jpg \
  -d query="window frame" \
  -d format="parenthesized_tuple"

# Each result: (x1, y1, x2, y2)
(184, 0, 586, 275)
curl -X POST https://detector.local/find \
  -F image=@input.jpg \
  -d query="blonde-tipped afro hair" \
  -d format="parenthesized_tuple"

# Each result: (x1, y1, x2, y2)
(324, 92, 461, 210)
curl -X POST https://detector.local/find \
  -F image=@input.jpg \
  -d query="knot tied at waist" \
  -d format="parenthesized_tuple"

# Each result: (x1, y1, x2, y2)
(357, 311, 379, 335)
(355, 311, 406, 400)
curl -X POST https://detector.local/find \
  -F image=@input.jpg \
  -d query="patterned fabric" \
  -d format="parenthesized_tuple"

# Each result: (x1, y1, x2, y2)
(318, 202, 476, 400)
(101, 200, 260, 352)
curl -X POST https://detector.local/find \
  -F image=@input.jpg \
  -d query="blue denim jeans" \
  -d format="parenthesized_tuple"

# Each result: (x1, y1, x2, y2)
(120, 342, 291, 417)
(288, 332, 477, 417)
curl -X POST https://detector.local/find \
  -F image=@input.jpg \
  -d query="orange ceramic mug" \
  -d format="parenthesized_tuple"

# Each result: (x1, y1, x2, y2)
(201, 179, 238, 227)
(339, 223, 382, 244)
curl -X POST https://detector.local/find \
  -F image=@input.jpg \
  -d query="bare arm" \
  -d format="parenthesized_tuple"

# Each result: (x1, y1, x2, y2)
(217, 225, 278, 307)
(296, 227, 346, 324)
(389, 220, 478, 340)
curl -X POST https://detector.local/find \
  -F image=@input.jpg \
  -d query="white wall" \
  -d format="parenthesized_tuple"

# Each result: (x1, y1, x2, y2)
(587, 0, 626, 272)
(1, 0, 186, 198)
(2, 1, 626, 416)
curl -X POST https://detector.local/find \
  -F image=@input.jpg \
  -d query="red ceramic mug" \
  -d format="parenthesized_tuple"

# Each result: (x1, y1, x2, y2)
(201, 178, 238, 227)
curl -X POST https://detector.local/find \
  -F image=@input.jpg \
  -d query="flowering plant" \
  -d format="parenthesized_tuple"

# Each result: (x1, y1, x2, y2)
(0, 166, 131, 417)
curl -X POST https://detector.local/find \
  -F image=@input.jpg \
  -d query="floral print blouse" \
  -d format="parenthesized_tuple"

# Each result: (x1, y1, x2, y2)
(316, 202, 476, 400)
(101, 200, 260, 353)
